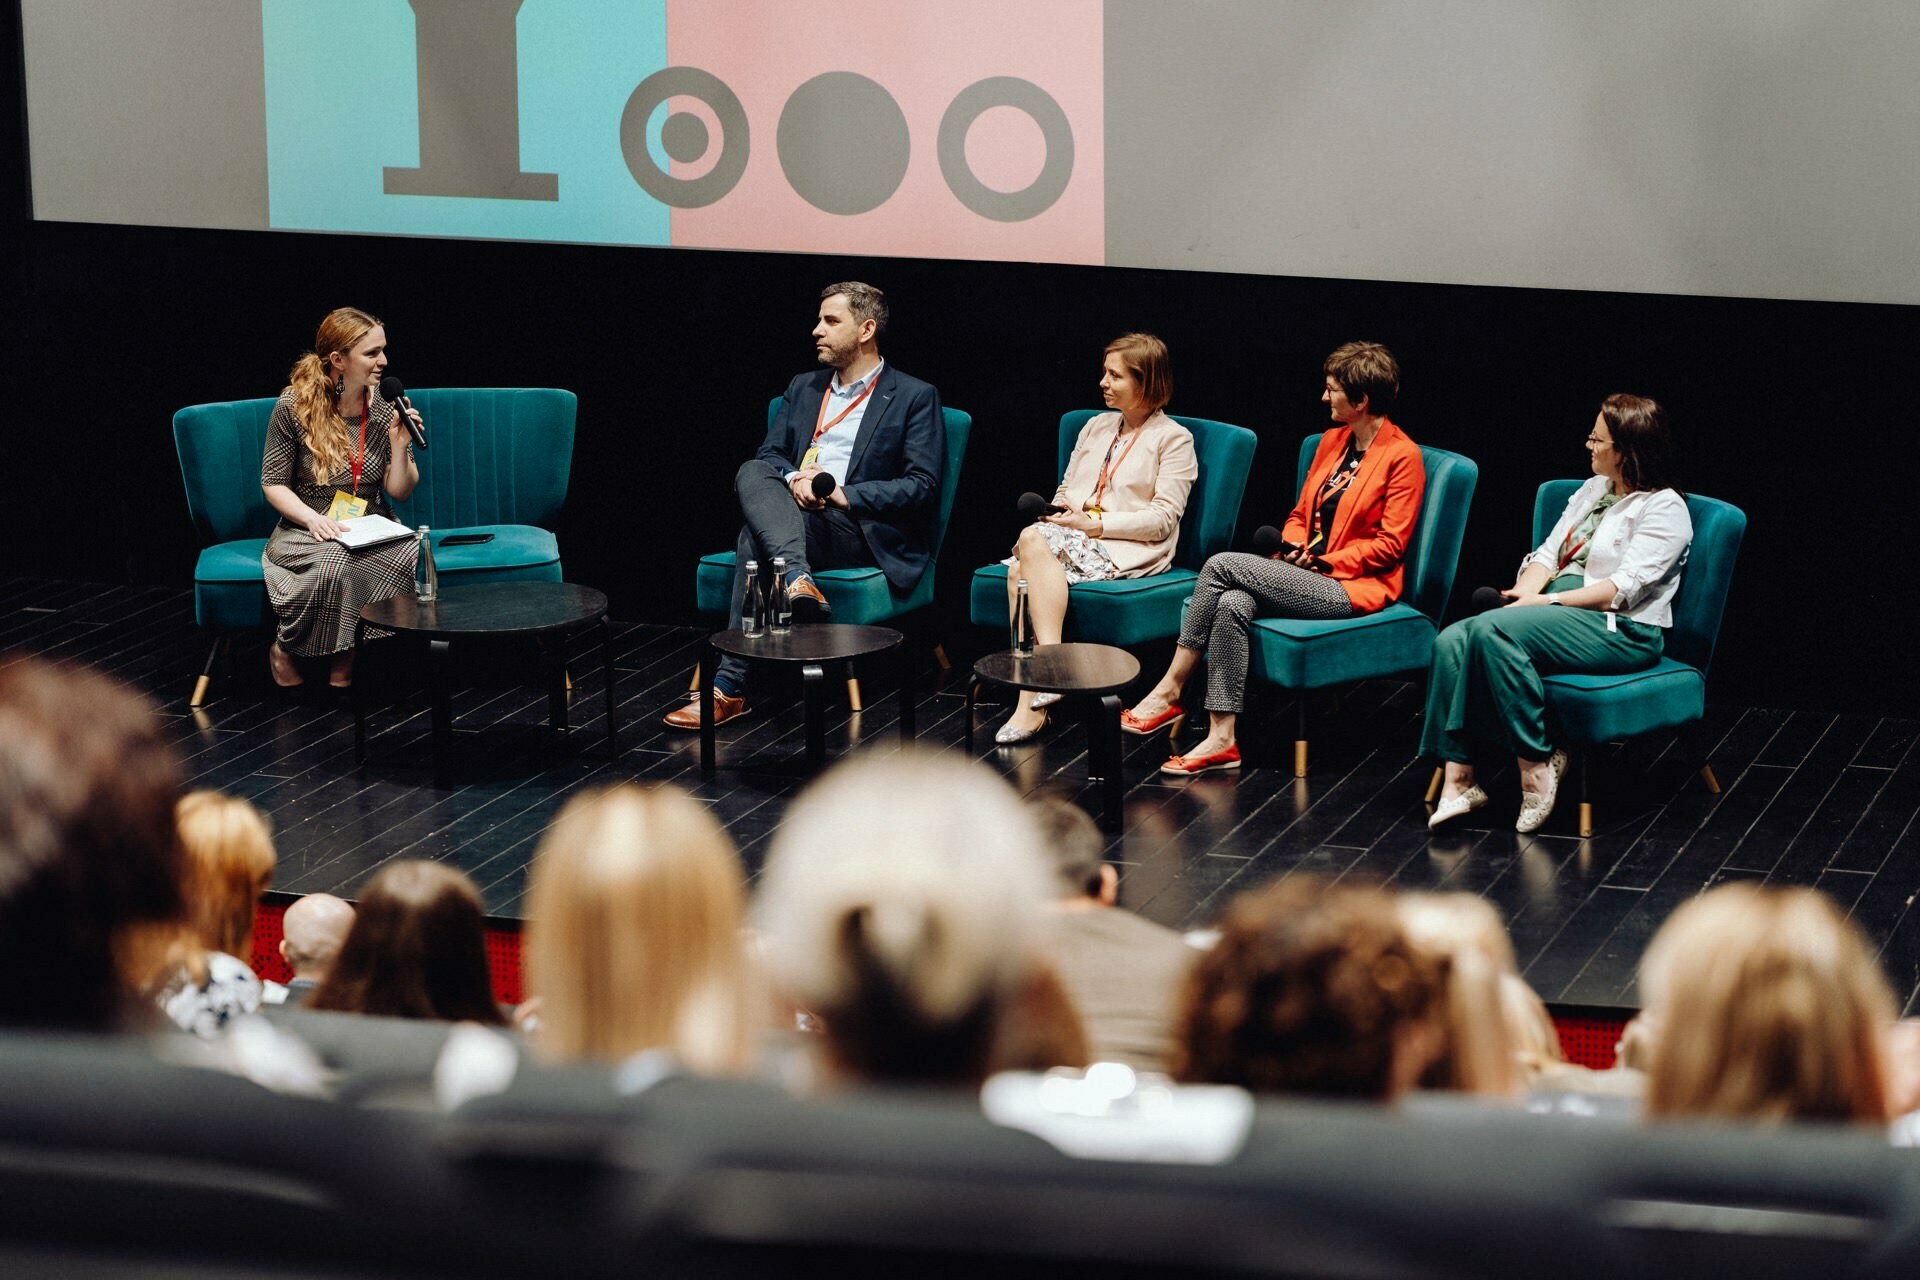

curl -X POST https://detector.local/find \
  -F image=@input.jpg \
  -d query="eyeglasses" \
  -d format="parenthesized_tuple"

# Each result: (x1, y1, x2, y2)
(1585, 435, 1611, 447)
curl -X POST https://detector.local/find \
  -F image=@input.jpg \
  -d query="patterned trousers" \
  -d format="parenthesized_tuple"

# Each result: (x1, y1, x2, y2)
(1178, 553, 1352, 713)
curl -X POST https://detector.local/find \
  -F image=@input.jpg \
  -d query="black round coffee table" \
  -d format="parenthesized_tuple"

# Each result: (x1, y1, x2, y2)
(699, 624, 910, 775)
(354, 582, 615, 787)
(967, 643, 1141, 829)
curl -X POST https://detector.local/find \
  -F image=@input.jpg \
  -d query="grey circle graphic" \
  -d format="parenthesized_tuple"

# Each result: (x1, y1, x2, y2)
(620, 67, 749, 208)
(938, 78, 1074, 223)
(777, 72, 910, 215)
(660, 112, 709, 165)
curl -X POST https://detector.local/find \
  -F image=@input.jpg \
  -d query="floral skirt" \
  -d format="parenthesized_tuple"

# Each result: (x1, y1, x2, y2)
(1003, 522, 1120, 585)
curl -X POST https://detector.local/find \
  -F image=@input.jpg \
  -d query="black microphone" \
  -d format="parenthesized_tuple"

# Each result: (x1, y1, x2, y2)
(1470, 586, 1506, 613)
(1251, 525, 1287, 557)
(811, 472, 837, 500)
(379, 375, 427, 451)
(1017, 491, 1065, 521)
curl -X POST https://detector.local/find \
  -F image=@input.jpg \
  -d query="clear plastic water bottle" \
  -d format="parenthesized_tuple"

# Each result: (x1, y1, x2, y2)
(414, 525, 438, 603)
(769, 557, 793, 634)
(741, 560, 764, 638)
(1012, 578, 1033, 656)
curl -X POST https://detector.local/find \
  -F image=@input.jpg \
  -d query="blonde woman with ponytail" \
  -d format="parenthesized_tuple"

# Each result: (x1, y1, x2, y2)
(261, 307, 422, 688)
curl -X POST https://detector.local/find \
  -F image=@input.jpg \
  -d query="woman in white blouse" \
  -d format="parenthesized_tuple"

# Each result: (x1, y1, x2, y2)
(1425, 395, 1692, 832)
(995, 334, 1198, 744)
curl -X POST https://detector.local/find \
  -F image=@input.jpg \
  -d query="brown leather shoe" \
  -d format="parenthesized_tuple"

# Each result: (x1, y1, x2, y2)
(662, 691, 747, 730)
(787, 575, 831, 619)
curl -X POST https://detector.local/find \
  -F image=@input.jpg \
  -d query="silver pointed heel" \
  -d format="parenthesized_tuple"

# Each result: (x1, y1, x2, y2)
(995, 710, 1051, 745)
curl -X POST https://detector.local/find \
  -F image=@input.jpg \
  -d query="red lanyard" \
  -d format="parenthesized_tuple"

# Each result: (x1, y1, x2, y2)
(348, 394, 370, 495)
(813, 374, 880, 444)
(1090, 422, 1146, 510)
(1556, 533, 1592, 572)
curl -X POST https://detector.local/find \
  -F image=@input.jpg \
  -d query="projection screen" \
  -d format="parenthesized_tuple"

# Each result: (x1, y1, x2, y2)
(20, 0, 1920, 304)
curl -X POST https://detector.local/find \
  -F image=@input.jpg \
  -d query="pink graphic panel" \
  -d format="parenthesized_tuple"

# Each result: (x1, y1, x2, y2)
(665, 0, 1102, 265)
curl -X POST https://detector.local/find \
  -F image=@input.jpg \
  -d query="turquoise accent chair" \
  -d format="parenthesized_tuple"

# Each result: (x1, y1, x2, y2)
(968, 412, 1258, 647)
(1244, 433, 1479, 775)
(694, 401, 972, 705)
(1529, 480, 1746, 835)
(173, 388, 577, 705)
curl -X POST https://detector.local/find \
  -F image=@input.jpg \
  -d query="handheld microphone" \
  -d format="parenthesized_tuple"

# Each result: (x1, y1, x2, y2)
(379, 375, 427, 451)
(810, 472, 837, 500)
(1017, 491, 1065, 521)
(1470, 586, 1507, 613)
(1252, 525, 1305, 559)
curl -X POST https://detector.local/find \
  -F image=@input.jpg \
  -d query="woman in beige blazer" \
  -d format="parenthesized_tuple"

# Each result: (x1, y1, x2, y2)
(997, 334, 1199, 743)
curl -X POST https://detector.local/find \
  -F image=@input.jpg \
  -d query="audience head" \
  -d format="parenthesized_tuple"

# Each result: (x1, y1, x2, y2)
(1640, 883, 1893, 1124)
(1176, 877, 1442, 1101)
(1398, 893, 1520, 1098)
(1102, 332, 1173, 415)
(757, 749, 1055, 1086)
(280, 893, 356, 985)
(311, 861, 504, 1025)
(174, 791, 276, 959)
(1028, 793, 1114, 904)
(1322, 340, 1400, 417)
(0, 655, 184, 1030)
(1597, 393, 1675, 495)
(526, 783, 755, 1071)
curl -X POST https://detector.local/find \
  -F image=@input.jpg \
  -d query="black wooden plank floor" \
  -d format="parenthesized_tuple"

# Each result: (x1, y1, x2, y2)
(4, 578, 1915, 1016)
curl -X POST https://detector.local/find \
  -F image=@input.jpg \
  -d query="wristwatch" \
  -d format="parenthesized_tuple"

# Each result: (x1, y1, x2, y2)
(1548, 597, 1566, 606)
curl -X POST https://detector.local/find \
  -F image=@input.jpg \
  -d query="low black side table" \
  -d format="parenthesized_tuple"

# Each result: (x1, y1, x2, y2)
(355, 582, 615, 787)
(700, 624, 909, 775)
(967, 643, 1141, 829)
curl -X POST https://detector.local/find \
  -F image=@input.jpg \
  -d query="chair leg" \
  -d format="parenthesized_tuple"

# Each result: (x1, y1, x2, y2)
(1577, 753, 1594, 837)
(1425, 766, 1444, 804)
(190, 635, 229, 708)
(847, 675, 864, 712)
(1699, 764, 1722, 794)
(933, 643, 951, 671)
(1293, 698, 1309, 778)
(688, 665, 700, 692)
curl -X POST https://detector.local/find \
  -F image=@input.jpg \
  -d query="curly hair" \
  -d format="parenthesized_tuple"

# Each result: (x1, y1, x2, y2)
(283, 306, 383, 487)
(1175, 877, 1442, 1099)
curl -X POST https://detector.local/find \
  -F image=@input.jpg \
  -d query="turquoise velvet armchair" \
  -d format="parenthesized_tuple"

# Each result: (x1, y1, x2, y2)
(1528, 479, 1746, 835)
(968, 411, 1258, 648)
(1246, 433, 1479, 775)
(173, 388, 577, 705)
(694, 400, 972, 705)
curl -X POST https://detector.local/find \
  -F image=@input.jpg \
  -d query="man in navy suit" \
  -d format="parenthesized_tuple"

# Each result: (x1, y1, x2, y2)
(664, 282, 945, 728)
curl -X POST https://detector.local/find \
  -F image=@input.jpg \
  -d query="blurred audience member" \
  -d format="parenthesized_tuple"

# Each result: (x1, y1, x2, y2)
(1176, 877, 1442, 1101)
(756, 749, 1073, 1088)
(0, 656, 184, 1031)
(276, 893, 356, 1006)
(129, 791, 276, 1037)
(1398, 893, 1520, 1098)
(311, 861, 506, 1025)
(1640, 883, 1894, 1125)
(524, 784, 757, 1072)
(1028, 793, 1192, 1072)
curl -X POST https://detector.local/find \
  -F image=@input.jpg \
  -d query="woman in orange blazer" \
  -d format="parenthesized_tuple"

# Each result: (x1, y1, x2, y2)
(1124, 342, 1426, 775)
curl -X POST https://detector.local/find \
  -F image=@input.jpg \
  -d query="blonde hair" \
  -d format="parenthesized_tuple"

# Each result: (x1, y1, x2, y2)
(1399, 893, 1531, 1095)
(174, 791, 275, 958)
(756, 749, 1052, 1084)
(526, 785, 755, 1072)
(284, 306, 383, 487)
(1641, 884, 1894, 1124)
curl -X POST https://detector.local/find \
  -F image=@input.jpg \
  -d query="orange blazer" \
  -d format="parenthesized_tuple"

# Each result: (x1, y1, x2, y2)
(1279, 419, 1426, 615)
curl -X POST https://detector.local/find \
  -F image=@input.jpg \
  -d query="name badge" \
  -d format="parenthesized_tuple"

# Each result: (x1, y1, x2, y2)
(801, 445, 821, 470)
(326, 490, 368, 521)
(1084, 503, 1104, 518)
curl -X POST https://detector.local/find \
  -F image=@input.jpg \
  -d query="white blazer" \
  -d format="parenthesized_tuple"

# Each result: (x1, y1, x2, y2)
(1522, 475, 1693, 628)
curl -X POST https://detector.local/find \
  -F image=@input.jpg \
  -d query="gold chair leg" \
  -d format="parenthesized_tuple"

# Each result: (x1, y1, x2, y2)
(688, 666, 700, 692)
(1425, 766, 1444, 804)
(190, 674, 212, 708)
(1578, 802, 1594, 838)
(847, 677, 864, 712)
(564, 668, 572, 692)
(1293, 740, 1308, 778)
(1699, 765, 1722, 794)
(933, 644, 951, 671)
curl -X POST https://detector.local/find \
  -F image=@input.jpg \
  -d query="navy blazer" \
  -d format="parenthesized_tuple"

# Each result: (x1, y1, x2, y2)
(755, 364, 945, 592)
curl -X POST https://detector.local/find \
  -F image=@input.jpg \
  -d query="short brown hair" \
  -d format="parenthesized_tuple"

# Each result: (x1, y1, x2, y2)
(1027, 793, 1106, 898)
(1323, 341, 1400, 416)
(821, 281, 889, 338)
(311, 861, 504, 1025)
(1175, 877, 1441, 1099)
(1641, 884, 1893, 1124)
(1104, 332, 1173, 413)
(1600, 393, 1677, 495)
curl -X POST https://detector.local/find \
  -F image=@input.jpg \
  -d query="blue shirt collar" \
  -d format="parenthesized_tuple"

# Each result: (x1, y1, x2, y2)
(830, 358, 884, 397)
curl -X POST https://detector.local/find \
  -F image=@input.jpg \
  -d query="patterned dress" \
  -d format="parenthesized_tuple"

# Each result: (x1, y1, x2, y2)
(261, 392, 419, 657)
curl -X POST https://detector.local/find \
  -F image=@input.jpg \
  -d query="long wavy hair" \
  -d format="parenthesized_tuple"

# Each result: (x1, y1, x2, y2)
(285, 307, 383, 486)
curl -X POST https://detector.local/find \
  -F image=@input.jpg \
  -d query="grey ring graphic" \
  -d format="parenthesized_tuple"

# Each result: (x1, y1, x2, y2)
(777, 72, 910, 215)
(619, 67, 749, 208)
(937, 77, 1074, 222)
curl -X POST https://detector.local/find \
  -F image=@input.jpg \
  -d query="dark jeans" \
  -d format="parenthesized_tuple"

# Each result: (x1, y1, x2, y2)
(717, 459, 873, 695)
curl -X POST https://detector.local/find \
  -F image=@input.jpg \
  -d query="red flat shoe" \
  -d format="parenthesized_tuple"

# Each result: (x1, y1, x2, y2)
(1120, 702, 1185, 735)
(1160, 743, 1241, 776)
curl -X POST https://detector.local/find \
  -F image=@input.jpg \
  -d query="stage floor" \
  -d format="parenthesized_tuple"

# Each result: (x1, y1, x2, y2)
(5, 577, 1915, 1017)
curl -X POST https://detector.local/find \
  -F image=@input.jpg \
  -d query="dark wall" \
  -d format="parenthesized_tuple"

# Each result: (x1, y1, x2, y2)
(6, 17, 1910, 715)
